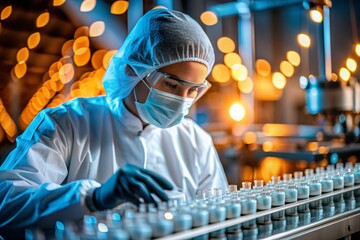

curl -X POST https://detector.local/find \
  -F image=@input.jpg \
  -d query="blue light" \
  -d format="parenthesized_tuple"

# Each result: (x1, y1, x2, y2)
(330, 153, 339, 164)
(55, 221, 65, 231)
(299, 76, 308, 89)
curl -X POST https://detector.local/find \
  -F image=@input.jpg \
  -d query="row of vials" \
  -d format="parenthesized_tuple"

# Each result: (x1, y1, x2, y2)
(47, 162, 360, 240)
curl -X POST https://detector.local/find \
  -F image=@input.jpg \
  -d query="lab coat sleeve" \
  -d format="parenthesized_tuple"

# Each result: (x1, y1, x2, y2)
(0, 110, 100, 237)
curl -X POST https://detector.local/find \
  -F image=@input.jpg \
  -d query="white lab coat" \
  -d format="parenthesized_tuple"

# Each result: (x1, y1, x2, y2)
(0, 96, 228, 235)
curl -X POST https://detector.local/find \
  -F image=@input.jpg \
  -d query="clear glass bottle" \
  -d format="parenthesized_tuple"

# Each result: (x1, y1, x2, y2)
(306, 168, 322, 196)
(190, 202, 209, 228)
(207, 188, 227, 224)
(254, 180, 272, 211)
(283, 173, 299, 230)
(354, 162, 360, 206)
(224, 185, 243, 236)
(294, 171, 309, 200)
(283, 173, 298, 204)
(331, 164, 346, 213)
(305, 168, 323, 220)
(207, 188, 227, 239)
(105, 211, 130, 240)
(254, 180, 272, 238)
(344, 162, 355, 187)
(331, 164, 344, 190)
(171, 201, 193, 233)
(354, 162, 360, 185)
(224, 185, 241, 220)
(318, 167, 335, 217)
(318, 167, 334, 193)
(240, 182, 257, 232)
(294, 171, 311, 225)
(343, 163, 356, 210)
(271, 176, 285, 220)
(123, 209, 152, 240)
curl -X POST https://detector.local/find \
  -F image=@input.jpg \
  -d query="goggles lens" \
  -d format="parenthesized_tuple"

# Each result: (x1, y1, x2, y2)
(146, 70, 211, 100)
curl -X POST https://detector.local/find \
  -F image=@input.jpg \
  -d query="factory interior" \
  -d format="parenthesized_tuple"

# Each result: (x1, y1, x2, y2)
(1, 0, 360, 239)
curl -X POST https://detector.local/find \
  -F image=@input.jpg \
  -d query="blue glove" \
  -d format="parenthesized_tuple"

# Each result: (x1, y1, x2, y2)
(92, 163, 173, 210)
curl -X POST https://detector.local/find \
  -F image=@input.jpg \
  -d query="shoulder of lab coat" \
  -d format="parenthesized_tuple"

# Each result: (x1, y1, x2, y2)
(0, 97, 104, 235)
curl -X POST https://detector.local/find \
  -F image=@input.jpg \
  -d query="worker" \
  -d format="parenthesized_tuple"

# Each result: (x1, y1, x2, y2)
(0, 8, 228, 238)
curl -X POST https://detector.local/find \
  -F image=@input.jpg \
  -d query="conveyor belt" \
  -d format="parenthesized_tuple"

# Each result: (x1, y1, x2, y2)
(157, 185, 360, 240)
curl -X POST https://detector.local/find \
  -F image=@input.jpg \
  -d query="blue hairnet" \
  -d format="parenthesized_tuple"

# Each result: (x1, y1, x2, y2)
(103, 8, 215, 103)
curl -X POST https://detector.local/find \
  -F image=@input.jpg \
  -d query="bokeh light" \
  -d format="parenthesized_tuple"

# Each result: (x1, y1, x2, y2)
(231, 64, 248, 81)
(255, 59, 271, 77)
(238, 77, 253, 93)
(89, 21, 105, 37)
(91, 50, 107, 69)
(200, 11, 218, 26)
(73, 36, 90, 54)
(80, 0, 96, 12)
(212, 64, 230, 83)
(17, 47, 29, 63)
(224, 52, 242, 68)
(74, 48, 91, 66)
(346, 58, 357, 72)
(280, 60, 294, 77)
(103, 50, 117, 69)
(14, 62, 27, 79)
(339, 67, 351, 81)
(111, 1, 129, 15)
(36, 12, 50, 28)
(1, 6, 12, 20)
(272, 72, 286, 89)
(53, 0, 66, 7)
(286, 51, 301, 67)
(229, 103, 246, 122)
(27, 32, 41, 49)
(217, 37, 235, 53)
(356, 44, 360, 57)
(297, 33, 311, 48)
(309, 9, 323, 23)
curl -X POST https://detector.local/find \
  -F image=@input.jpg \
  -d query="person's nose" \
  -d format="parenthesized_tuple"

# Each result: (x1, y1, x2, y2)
(178, 89, 188, 98)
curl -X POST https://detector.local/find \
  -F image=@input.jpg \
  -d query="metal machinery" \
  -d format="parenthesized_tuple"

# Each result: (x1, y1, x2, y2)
(208, 0, 360, 239)
(48, 179, 360, 240)
(157, 186, 360, 239)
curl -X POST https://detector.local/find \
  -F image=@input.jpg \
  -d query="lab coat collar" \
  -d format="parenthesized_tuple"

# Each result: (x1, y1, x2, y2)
(107, 97, 156, 134)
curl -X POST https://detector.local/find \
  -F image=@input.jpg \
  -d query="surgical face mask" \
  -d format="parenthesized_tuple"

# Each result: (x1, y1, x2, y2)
(134, 80, 194, 128)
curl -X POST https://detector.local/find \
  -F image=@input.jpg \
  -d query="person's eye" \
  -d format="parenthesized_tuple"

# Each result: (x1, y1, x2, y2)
(189, 87, 200, 93)
(165, 81, 177, 89)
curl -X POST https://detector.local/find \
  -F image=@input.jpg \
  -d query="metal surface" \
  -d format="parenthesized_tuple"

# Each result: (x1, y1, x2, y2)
(257, 143, 360, 162)
(156, 185, 360, 240)
(270, 209, 360, 240)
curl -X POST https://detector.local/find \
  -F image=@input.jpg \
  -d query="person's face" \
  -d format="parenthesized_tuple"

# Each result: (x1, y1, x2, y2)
(135, 61, 208, 103)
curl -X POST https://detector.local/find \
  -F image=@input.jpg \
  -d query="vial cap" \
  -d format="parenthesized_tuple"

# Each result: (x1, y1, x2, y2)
(283, 173, 292, 181)
(242, 181, 252, 189)
(316, 166, 324, 174)
(336, 163, 344, 169)
(271, 176, 281, 184)
(228, 184, 238, 192)
(294, 171, 303, 179)
(305, 168, 314, 177)
(254, 179, 264, 187)
(213, 188, 223, 197)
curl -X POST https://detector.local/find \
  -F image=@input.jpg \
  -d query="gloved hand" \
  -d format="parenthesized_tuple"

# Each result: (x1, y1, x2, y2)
(92, 163, 173, 210)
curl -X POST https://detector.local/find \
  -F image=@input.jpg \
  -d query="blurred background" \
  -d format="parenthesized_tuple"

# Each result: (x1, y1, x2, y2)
(1, 0, 360, 186)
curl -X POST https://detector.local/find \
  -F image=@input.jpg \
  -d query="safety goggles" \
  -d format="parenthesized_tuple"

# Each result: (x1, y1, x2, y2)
(145, 70, 211, 100)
